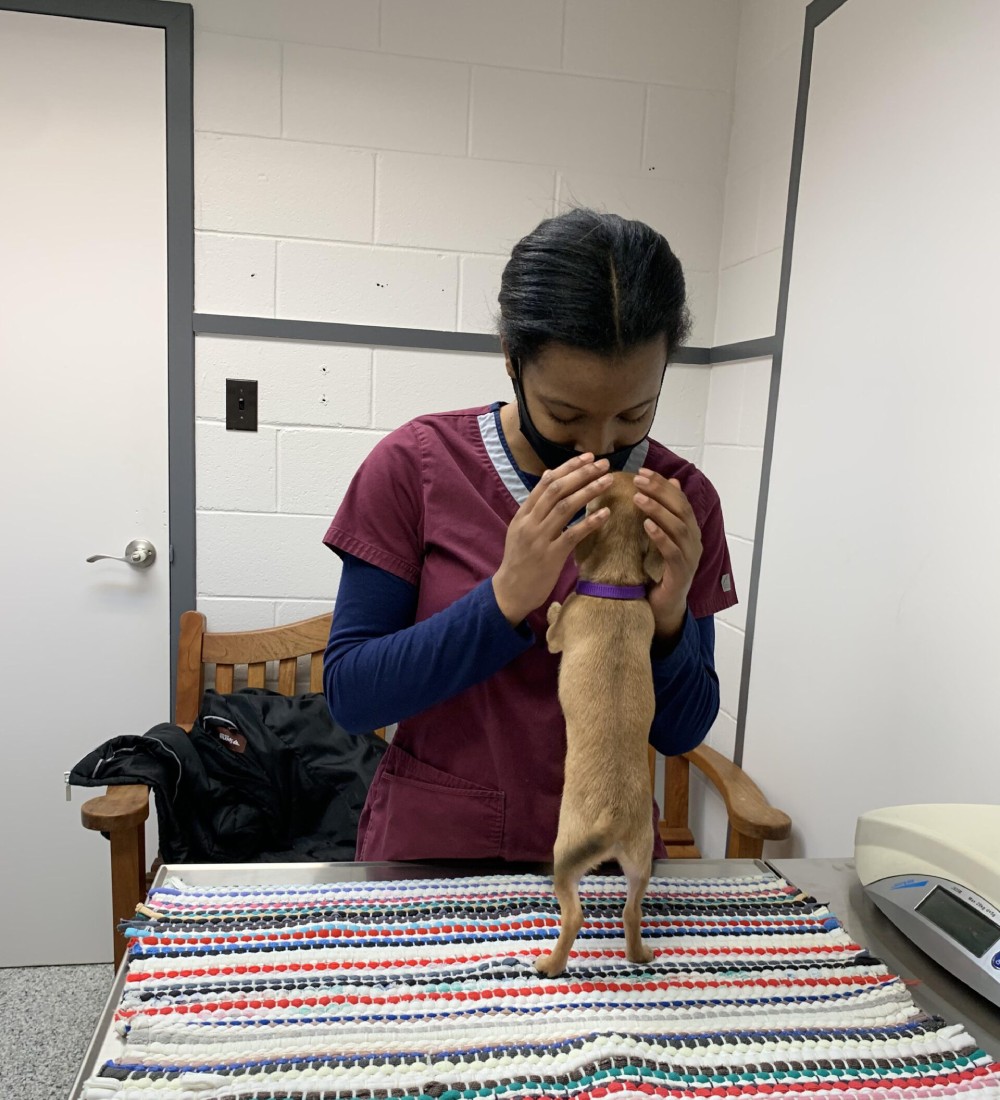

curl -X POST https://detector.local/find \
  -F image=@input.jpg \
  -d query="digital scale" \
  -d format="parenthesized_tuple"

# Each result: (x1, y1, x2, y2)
(855, 804, 1000, 1009)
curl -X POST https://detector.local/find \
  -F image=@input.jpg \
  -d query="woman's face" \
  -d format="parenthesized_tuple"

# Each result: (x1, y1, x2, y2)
(507, 335, 668, 460)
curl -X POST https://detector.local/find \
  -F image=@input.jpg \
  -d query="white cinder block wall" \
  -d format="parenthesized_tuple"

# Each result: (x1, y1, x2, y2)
(693, 0, 808, 856)
(191, 0, 739, 631)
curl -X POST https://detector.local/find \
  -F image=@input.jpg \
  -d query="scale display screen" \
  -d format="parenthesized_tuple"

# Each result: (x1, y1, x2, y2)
(915, 885, 1000, 957)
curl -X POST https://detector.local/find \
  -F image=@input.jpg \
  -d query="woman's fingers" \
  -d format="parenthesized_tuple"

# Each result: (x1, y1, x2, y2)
(561, 504, 610, 548)
(641, 513, 688, 577)
(633, 470, 696, 525)
(538, 472, 614, 535)
(634, 489, 690, 546)
(522, 453, 596, 515)
(531, 457, 611, 526)
(633, 470, 704, 602)
(636, 472, 701, 557)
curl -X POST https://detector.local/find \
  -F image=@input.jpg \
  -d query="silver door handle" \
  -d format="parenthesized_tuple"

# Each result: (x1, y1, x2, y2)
(86, 539, 156, 569)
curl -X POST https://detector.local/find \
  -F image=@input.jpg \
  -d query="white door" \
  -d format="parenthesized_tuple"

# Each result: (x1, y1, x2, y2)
(0, 10, 172, 964)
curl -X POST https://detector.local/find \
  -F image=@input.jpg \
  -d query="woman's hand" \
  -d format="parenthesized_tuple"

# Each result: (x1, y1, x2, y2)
(493, 454, 612, 626)
(633, 468, 703, 639)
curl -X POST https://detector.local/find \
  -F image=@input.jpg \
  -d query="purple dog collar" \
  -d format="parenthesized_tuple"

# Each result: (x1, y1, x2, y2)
(575, 580, 646, 600)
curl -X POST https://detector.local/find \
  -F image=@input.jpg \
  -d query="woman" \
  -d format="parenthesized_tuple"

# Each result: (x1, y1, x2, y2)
(323, 208, 737, 863)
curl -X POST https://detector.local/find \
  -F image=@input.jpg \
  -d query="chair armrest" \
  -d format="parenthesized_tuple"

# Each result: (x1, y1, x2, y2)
(683, 744, 791, 841)
(81, 784, 150, 833)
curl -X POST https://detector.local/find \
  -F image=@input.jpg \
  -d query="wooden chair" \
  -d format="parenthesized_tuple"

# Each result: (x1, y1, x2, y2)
(82, 610, 790, 967)
(648, 745, 791, 859)
(80, 609, 346, 967)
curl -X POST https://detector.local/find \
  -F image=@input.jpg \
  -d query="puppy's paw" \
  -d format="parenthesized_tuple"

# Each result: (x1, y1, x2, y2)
(546, 601, 562, 627)
(626, 944, 655, 965)
(534, 952, 566, 978)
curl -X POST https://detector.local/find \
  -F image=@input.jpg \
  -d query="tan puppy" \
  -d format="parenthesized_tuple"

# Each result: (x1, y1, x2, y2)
(535, 471, 664, 977)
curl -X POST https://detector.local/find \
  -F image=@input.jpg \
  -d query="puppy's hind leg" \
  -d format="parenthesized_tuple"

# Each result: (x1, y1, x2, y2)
(618, 829, 655, 965)
(535, 835, 605, 978)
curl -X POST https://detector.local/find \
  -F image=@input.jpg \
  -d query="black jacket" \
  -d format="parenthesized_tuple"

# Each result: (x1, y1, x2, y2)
(69, 689, 386, 862)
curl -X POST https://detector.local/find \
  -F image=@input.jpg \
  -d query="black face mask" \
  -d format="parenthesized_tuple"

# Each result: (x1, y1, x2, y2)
(509, 357, 653, 472)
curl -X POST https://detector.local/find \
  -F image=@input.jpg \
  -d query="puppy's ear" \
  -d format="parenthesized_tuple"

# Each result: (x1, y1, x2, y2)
(642, 537, 665, 584)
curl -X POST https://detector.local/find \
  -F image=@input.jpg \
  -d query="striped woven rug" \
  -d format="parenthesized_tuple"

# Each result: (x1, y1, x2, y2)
(78, 872, 1000, 1098)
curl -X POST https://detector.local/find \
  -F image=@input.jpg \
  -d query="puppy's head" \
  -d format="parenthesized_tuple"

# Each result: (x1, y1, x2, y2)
(574, 471, 664, 586)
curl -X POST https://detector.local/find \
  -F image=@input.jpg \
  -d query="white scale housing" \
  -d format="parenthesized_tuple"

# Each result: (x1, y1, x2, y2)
(855, 804, 1000, 1008)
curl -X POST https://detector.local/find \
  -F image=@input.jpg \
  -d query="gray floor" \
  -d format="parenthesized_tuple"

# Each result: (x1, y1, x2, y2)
(0, 964, 114, 1099)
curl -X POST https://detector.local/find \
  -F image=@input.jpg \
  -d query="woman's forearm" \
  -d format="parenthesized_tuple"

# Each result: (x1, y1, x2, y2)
(324, 556, 533, 733)
(648, 612, 720, 756)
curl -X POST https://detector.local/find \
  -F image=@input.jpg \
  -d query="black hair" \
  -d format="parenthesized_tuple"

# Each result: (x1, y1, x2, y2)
(497, 207, 692, 365)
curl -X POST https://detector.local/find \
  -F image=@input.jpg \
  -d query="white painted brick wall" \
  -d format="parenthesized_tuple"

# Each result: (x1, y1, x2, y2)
(196, 134, 375, 241)
(283, 45, 470, 155)
(380, 0, 564, 69)
(715, 0, 807, 345)
(740, 359, 772, 447)
(373, 350, 505, 430)
(190, 0, 377, 49)
(557, 160, 726, 348)
(194, 32, 281, 136)
(278, 428, 386, 517)
(197, 422, 277, 512)
(196, 234, 276, 316)
(557, 171, 723, 274)
(276, 241, 459, 328)
(471, 67, 646, 171)
(644, 86, 733, 184)
(564, 0, 740, 91)
(715, 249, 783, 345)
(197, 336, 372, 429)
(198, 511, 340, 599)
(700, 447, 763, 564)
(458, 255, 507, 333)
(705, 357, 772, 451)
(705, 362, 743, 441)
(276, 599, 335, 625)
(196, 597, 278, 633)
(684, 273, 719, 350)
(651, 366, 709, 453)
(377, 154, 554, 254)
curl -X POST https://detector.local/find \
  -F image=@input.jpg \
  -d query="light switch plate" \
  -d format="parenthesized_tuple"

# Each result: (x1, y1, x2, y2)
(226, 378, 258, 431)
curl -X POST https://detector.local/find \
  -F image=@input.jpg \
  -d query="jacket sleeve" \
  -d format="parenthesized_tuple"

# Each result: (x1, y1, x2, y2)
(324, 553, 534, 733)
(647, 612, 720, 756)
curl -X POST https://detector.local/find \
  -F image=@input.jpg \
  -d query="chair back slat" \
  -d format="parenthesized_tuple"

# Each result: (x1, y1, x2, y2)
(175, 611, 334, 728)
(277, 657, 298, 696)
